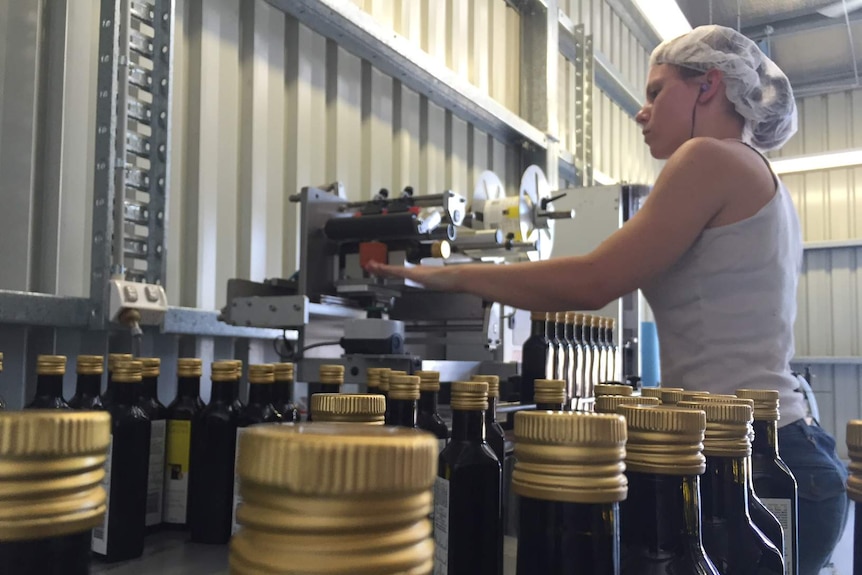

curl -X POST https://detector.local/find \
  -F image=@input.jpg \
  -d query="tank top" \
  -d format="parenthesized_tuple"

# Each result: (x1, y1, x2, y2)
(641, 143, 807, 426)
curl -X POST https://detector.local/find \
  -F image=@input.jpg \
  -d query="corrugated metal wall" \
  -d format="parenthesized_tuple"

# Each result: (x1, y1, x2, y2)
(778, 90, 862, 455)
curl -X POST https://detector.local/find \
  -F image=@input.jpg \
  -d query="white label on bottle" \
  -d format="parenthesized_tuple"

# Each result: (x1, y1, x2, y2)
(92, 435, 113, 555)
(145, 419, 166, 526)
(761, 498, 793, 575)
(163, 420, 191, 524)
(231, 427, 247, 535)
(433, 477, 450, 575)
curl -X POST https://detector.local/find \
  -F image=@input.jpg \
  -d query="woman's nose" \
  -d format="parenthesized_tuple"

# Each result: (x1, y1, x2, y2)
(636, 105, 649, 125)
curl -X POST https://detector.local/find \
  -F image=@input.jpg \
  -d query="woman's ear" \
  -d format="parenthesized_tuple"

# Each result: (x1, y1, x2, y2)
(698, 69, 724, 103)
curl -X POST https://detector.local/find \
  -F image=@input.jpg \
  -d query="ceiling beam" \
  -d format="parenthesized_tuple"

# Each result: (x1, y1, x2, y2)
(743, 9, 862, 40)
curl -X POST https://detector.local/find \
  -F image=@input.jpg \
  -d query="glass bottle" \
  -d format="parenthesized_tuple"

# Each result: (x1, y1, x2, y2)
(102, 353, 133, 406)
(472, 375, 506, 465)
(845, 420, 862, 575)
(307, 364, 344, 421)
(594, 395, 659, 414)
(576, 314, 593, 398)
(164, 358, 205, 529)
(436, 381, 502, 575)
(386, 374, 420, 428)
(563, 312, 579, 403)
(521, 311, 553, 405)
(607, 318, 620, 382)
(26, 355, 70, 409)
(69, 355, 105, 410)
(514, 411, 627, 574)
(534, 379, 567, 411)
(231, 364, 279, 535)
(547, 312, 564, 382)
(555, 312, 573, 404)
(684, 400, 784, 574)
(138, 357, 167, 531)
(229, 423, 437, 573)
(597, 318, 609, 384)
(272, 362, 299, 422)
(589, 316, 602, 391)
(189, 360, 242, 544)
(0, 411, 111, 574)
(617, 404, 720, 575)
(736, 389, 799, 575)
(311, 393, 386, 424)
(92, 360, 151, 562)
(416, 370, 449, 452)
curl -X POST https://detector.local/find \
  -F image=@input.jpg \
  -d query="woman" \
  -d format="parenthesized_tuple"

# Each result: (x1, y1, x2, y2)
(367, 25, 847, 573)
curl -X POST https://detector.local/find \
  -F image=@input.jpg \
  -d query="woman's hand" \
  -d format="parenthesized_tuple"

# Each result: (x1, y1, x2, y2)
(364, 260, 461, 292)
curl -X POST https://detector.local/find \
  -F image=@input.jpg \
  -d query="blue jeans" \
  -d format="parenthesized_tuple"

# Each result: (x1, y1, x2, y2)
(778, 419, 849, 575)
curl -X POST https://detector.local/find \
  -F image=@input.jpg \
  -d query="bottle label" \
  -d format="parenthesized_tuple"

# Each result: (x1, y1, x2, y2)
(163, 420, 192, 524)
(146, 419, 167, 526)
(761, 497, 793, 575)
(91, 435, 113, 555)
(433, 477, 450, 575)
(231, 427, 247, 535)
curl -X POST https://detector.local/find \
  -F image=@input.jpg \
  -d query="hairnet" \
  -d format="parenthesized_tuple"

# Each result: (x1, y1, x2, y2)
(650, 25, 797, 152)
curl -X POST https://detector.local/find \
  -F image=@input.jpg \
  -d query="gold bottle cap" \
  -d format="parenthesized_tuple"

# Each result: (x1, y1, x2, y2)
(107, 353, 133, 372)
(555, 311, 567, 323)
(249, 364, 275, 384)
(564, 311, 576, 325)
(545, 312, 555, 323)
(76, 355, 104, 376)
(0, 411, 111, 541)
(311, 394, 386, 424)
(660, 388, 686, 405)
(231, 424, 436, 574)
(178, 358, 203, 377)
(513, 411, 627, 504)
(274, 362, 294, 381)
(530, 311, 548, 321)
(609, 318, 616, 328)
(574, 313, 585, 325)
(36, 355, 66, 376)
(591, 316, 601, 327)
(639, 387, 665, 399)
(430, 240, 451, 259)
(534, 379, 566, 406)
(141, 357, 161, 378)
(618, 405, 706, 476)
(681, 390, 710, 402)
(388, 375, 420, 401)
(471, 375, 500, 398)
(689, 395, 753, 407)
(416, 370, 440, 392)
(846, 420, 862, 501)
(594, 395, 660, 414)
(378, 368, 391, 392)
(212, 360, 239, 382)
(365, 367, 387, 389)
(735, 389, 780, 421)
(112, 359, 143, 383)
(594, 383, 632, 397)
(678, 401, 753, 457)
(318, 364, 345, 385)
(451, 381, 488, 411)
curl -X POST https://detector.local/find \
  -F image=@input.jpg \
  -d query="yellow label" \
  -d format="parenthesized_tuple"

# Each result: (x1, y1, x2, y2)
(166, 420, 191, 473)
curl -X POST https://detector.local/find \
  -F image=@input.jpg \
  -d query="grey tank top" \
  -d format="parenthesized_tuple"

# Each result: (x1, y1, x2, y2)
(640, 145, 807, 426)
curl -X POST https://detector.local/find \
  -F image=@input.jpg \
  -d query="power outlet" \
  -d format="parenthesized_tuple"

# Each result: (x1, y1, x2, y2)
(108, 279, 168, 325)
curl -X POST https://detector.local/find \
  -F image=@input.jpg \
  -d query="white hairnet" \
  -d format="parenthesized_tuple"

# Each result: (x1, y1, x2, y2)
(650, 25, 797, 152)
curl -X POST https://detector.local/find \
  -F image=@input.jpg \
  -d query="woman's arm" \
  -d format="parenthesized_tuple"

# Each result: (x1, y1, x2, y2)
(366, 138, 736, 310)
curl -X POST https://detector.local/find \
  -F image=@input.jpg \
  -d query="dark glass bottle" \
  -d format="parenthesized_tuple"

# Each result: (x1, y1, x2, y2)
(232, 364, 279, 535)
(26, 355, 70, 409)
(102, 353, 133, 406)
(563, 312, 578, 403)
(576, 314, 593, 399)
(0, 411, 111, 575)
(515, 411, 625, 575)
(846, 420, 862, 575)
(272, 362, 299, 422)
(534, 379, 567, 411)
(163, 358, 205, 529)
(435, 381, 502, 575)
(138, 357, 167, 531)
(547, 312, 564, 382)
(386, 374, 419, 428)
(554, 312, 573, 403)
(521, 311, 553, 405)
(607, 318, 619, 382)
(598, 318, 610, 384)
(307, 364, 344, 421)
(588, 316, 601, 392)
(736, 389, 799, 575)
(69, 355, 104, 410)
(472, 375, 506, 465)
(92, 360, 151, 562)
(416, 370, 449, 452)
(618, 405, 720, 575)
(189, 361, 241, 544)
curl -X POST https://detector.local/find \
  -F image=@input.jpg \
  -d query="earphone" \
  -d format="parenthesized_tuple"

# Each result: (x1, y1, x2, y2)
(700, 83, 710, 92)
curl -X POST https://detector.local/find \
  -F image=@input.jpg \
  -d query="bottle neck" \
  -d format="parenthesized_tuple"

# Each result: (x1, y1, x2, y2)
(248, 382, 272, 405)
(590, 326, 599, 344)
(599, 327, 607, 345)
(418, 390, 440, 414)
(752, 420, 780, 457)
(274, 378, 293, 400)
(622, 471, 706, 552)
(564, 322, 575, 342)
(36, 374, 65, 398)
(177, 376, 201, 399)
(531, 319, 545, 337)
(607, 328, 615, 345)
(110, 381, 140, 404)
(575, 323, 584, 343)
(485, 395, 498, 423)
(75, 373, 102, 397)
(452, 408, 486, 441)
(555, 322, 566, 341)
(141, 376, 159, 400)
(545, 321, 555, 340)
(211, 380, 237, 402)
(387, 398, 417, 427)
(700, 455, 750, 522)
